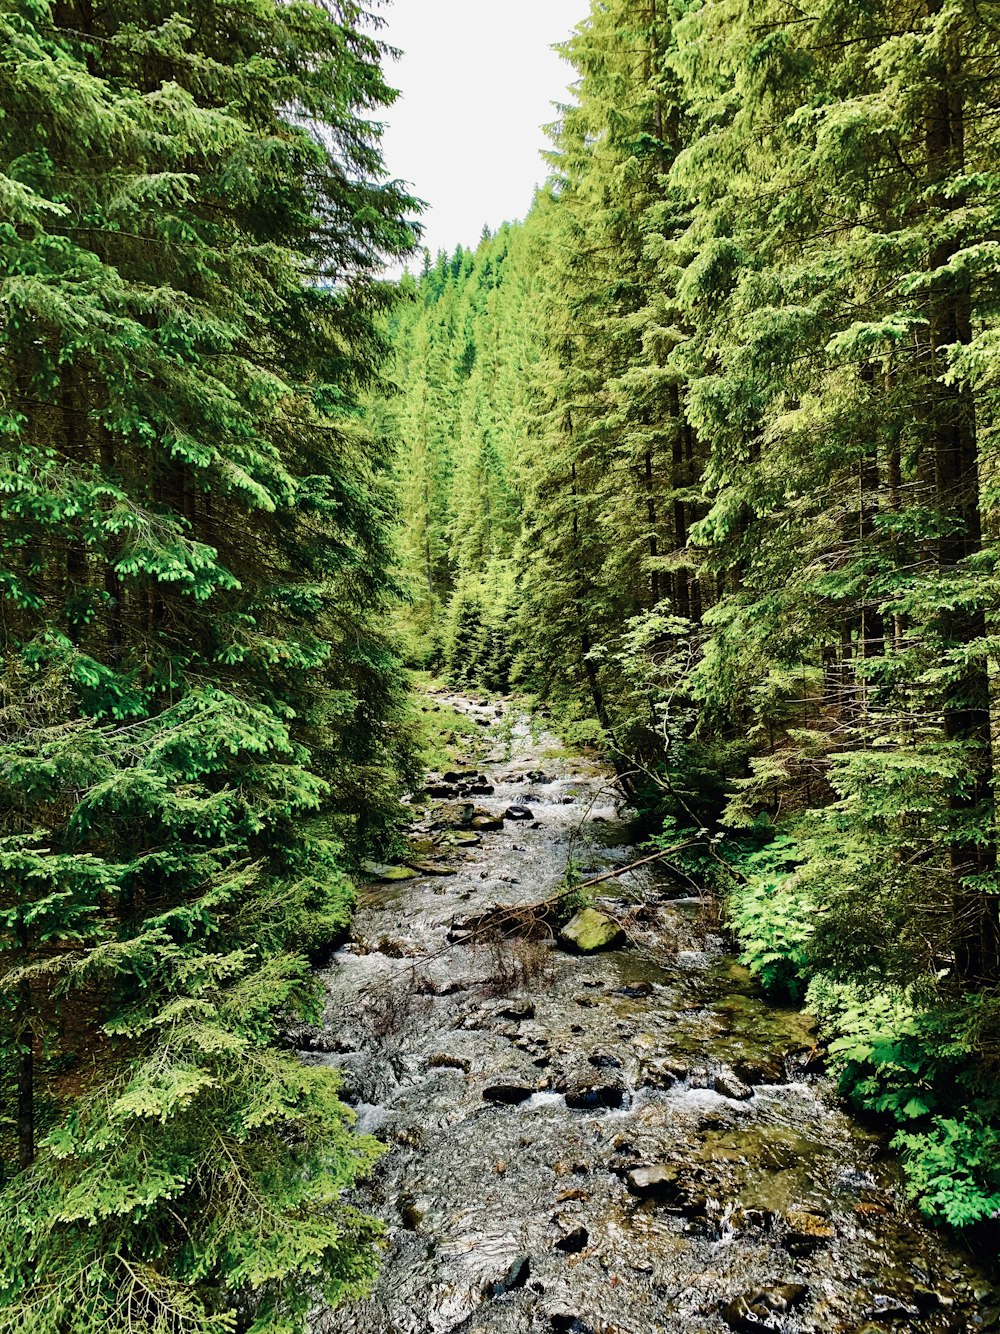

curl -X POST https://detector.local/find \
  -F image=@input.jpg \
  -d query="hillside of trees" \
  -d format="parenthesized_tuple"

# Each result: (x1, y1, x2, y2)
(0, 1, 418, 1329)
(2, 0, 999, 1328)
(387, 0, 1000, 1231)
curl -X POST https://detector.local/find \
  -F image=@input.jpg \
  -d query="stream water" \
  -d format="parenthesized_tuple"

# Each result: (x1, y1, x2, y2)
(308, 695, 996, 1334)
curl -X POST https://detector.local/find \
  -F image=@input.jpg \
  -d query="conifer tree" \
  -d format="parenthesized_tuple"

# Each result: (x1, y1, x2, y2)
(0, 0, 416, 1326)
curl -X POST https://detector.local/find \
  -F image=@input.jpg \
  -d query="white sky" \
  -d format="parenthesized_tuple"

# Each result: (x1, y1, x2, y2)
(374, 0, 585, 265)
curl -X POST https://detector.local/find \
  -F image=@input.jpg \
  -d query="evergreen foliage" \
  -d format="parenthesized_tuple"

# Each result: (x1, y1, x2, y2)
(0, 0, 416, 1326)
(386, 0, 1000, 1229)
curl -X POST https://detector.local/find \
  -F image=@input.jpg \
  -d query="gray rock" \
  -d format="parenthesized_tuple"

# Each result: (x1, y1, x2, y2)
(624, 1164, 683, 1201)
(487, 1254, 531, 1297)
(714, 1070, 754, 1101)
(470, 814, 505, 832)
(721, 1285, 808, 1333)
(564, 1077, 628, 1110)
(483, 1082, 535, 1105)
(558, 908, 625, 953)
(554, 1224, 589, 1254)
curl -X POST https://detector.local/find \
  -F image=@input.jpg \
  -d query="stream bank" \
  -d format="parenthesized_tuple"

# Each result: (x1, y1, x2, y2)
(309, 695, 995, 1334)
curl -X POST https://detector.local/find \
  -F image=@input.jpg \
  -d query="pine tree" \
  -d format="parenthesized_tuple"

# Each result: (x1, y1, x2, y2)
(0, 0, 417, 1326)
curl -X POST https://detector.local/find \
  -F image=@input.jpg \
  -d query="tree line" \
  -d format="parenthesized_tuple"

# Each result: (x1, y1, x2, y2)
(0, 1, 418, 1328)
(388, 0, 1000, 1229)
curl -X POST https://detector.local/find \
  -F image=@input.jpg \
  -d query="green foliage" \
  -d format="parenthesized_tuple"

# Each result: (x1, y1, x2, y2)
(808, 978, 1000, 1226)
(383, 0, 1000, 1233)
(0, 0, 417, 1326)
(728, 842, 819, 999)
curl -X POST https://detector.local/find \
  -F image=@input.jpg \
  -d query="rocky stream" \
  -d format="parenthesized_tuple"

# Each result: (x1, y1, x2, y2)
(308, 694, 997, 1334)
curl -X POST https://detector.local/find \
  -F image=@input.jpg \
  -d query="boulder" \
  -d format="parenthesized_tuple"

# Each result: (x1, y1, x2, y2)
(615, 981, 654, 999)
(624, 1164, 683, 1202)
(782, 1209, 835, 1254)
(720, 1285, 808, 1333)
(405, 860, 457, 877)
(714, 1070, 754, 1101)
(432, 801, 476, 830)
(483, 1082, 535, 1106)
(487, 1254, 531, 1297)
(470, 812, 505, 832)
(554, 1224, 589, 1254)
(564, 1077, 628, 1111)
(733, 1055, 784, 1086)
(362, 861, 420, 882)
(559, 908, 625, 954)
(505, 804, 535, 821)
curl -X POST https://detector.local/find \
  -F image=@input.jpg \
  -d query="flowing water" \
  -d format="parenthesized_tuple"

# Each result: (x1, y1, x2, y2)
(308, 695, 996, 1334)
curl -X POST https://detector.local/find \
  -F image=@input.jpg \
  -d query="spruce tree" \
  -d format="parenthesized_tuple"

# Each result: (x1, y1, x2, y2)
(0, 0, 416, 1327)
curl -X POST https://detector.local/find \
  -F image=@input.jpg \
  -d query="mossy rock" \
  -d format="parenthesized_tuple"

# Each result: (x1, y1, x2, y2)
(559, 908, 625, 953)
(363, 861, 420, 882)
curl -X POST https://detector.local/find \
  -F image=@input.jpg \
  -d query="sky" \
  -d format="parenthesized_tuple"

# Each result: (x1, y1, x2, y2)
(375, 0, 585, 267)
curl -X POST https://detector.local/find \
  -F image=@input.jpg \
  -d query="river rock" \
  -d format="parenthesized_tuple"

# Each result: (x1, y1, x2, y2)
(558, 908, 625, 953)
(443, 769, 479, 782)
(505, 804, 535, 821)
(483, 1082, 535, 1105)
(564, 1076, 628, 1110)
(624, 1164, 683, 1202)
(554, 1224, 589, 1253)
(550, 1317, 595, 1334)
(783, 1209, 835, 1254)
(423, 783, 461, 799)
(405, 859, 458, 877)
(865, 1293, 921, 1321)
(714, 1070, 754, 1101)
(643, 1057, 686, 1089)
(615, 981, 654, 999)
(733, 1054, 785, 1086)
(721, 1285, 808, 1332)
(362, 861, 420, 882)
(470, 813, 505, 832)
(487, 1254, 531, 1297)
(432, 801, 476, 829)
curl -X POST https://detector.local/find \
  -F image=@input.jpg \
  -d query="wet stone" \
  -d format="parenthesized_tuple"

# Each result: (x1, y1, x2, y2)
(554, 1224, 590, 1254)
(559, 908, 625, 954)
(487, 1254, 531, 1297)
(624, 1164, 683, 1202)
(550, 1317, 595, 1334)
(505, 804, 535, 821)
(720, 1284, 808, 1333)
(431, 801, 476, 829)
(714, 1069, 754, 1101)
(732, 1055, 784, 1086)
(470, 814, 505, 832)
(782, 1208, 835, 1254)
(564, 1076, 628, 1111)
(361, 861, 420, 882)
(865, 1293, 922, 1321)
(483, 1082, 535, 1105)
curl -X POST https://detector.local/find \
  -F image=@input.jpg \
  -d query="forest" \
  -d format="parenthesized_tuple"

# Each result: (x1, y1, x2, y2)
(1, 0, 999, 1331)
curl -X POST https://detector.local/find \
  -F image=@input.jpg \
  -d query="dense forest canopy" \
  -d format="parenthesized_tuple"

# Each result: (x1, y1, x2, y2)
(2, 0, 1000, 1329)
(0, 0, 417, 1328)
(387, 0, 1000, 1229)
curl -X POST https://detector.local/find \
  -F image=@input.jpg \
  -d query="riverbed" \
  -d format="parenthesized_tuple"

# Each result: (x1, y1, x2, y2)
(309, 695, 995, 1334)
